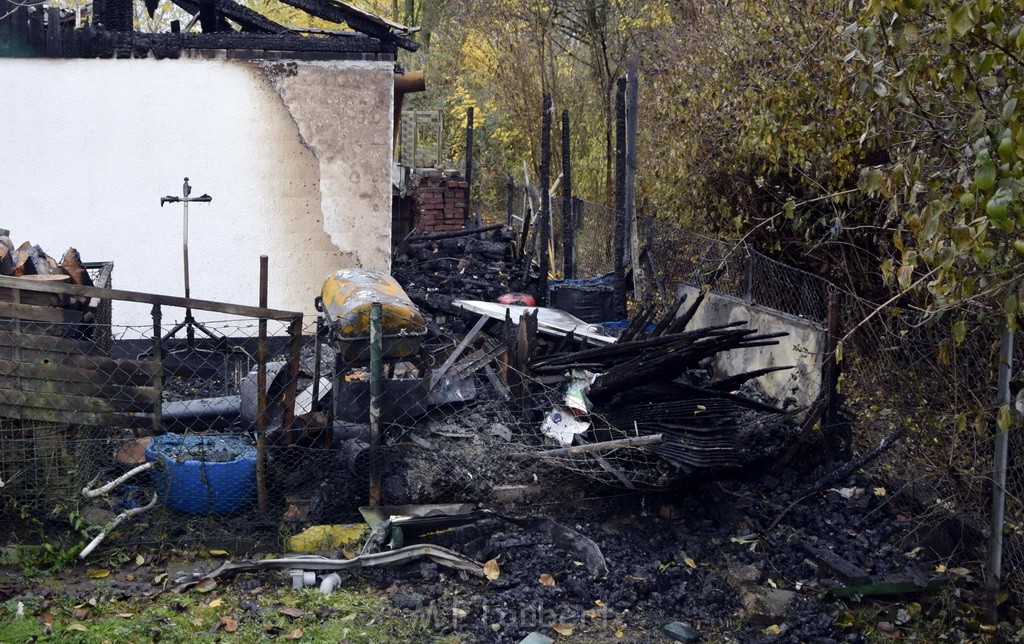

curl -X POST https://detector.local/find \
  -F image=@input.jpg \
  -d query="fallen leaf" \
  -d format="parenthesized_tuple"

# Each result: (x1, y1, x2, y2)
(209, 598, 223, 608)
(41, 611, 52, 624)
(209, 549, 229, 557)
(683, 557, 697, 569)
(288, 628, 304, 639)
(88, 598, 97, 607)
(341, 548, 356, 559)
(594, 599, 604, 606)
(539, 573, 556, 587)
(125, 574, 135, 582)
(73, 607, 89, 619)
(67, 623, 89, 632)
(195, 578, 217, 593)
(483, 558, 501, 581)
(220, 616, 238, 632)
(873, 487, 887, 497)
(136, 554, 145, 566)
(764, 624, 782, 635)
(616, 627, 625, 638)
(935, 564, 947, 573)
(552, 623, 575, 636)
(192, 618, 204, 627)
(340, 612, 357, 621)
(279, 607, 303, 619)
(249, 586, 264, 595)
(153, 573, 168, 584)
(117, 613, 135, 618)
(89, 569, 111, 579)
(949, 567, 971, 576)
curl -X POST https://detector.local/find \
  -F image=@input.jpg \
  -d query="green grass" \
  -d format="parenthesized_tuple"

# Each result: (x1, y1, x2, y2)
(0, 580, 452, 643)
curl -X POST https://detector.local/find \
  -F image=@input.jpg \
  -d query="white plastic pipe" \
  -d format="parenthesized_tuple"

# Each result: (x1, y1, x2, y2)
(319, 572, 342, 595)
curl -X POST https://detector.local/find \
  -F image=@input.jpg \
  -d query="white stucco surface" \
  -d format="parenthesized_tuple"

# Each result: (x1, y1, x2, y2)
(0, 57, 393, 331)
(677, 284, 827, 410)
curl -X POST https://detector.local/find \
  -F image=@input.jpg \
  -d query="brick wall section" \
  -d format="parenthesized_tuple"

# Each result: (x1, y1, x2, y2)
(412, 172, 468, 233)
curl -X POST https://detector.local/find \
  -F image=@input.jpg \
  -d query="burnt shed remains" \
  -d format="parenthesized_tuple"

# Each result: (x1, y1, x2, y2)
(0, 0, 417, 60)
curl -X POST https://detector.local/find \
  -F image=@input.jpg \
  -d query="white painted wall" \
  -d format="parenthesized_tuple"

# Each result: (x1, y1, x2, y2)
(677, 284, 826, 411)
(0, 57, 393, 332)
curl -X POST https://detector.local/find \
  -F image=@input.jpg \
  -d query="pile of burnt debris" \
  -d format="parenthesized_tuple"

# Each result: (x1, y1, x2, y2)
(386, 222, 814, 495)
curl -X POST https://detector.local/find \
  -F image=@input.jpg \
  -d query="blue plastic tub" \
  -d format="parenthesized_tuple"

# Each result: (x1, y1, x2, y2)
(145, 434, 257, 515)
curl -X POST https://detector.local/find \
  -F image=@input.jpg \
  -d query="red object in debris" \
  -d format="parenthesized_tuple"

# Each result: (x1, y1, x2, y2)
(498, 293, 536, 306)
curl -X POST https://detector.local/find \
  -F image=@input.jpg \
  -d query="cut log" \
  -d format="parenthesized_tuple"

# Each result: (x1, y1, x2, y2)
(59, 247, 94, 287)
(11, 251, 37, 277)
(0, 246, 11, 276)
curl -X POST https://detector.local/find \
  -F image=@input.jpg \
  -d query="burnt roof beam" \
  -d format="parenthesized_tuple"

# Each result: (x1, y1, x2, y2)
(171, 0, 287, 34)
(277, 0, 419, 51)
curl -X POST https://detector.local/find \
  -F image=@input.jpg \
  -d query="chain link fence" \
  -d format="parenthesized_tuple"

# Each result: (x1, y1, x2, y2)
(1, 197, 1021, 614)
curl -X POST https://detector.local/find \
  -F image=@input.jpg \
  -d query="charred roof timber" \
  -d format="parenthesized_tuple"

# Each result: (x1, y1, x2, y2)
(0, 0, 418, 60)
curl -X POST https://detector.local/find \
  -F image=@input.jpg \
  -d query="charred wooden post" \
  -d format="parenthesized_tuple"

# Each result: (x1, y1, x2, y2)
(465, 106, 474, 227)
(625, 53, 641, 300)
(539, 94, 552, 304)
(561, 109, 575, 280)
(256, 256, 269, 517)
(506, 177, 515, 228)
(281, 314, 303, 430)
(312, 316, 324, 413)
(613, 78, 628, 319)
(368, 301, 384, 508)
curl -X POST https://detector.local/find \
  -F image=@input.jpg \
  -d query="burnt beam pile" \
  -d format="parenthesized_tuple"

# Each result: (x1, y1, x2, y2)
(393, 226, 526, 327)
(528, 294, 799, 479)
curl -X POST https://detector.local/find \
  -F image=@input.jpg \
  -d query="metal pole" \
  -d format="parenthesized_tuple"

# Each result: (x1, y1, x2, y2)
(368, 301, 383, 508)
(151, 304, 163, 437)
(256, 255, 269, 518)
(183, 197, 194, 345)
(988, 326, 1013, 623)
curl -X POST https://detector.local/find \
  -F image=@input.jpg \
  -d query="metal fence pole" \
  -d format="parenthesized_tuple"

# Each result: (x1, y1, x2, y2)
(255, 255, 269, 518)
(988, 327, 1013, 623)
(368, 301, 383, 508)
(151, 303, 162, 437)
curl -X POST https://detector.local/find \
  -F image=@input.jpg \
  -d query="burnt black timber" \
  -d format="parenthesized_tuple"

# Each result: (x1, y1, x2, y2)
(4, 22, 396, 58)
(86, 29, 396, 59)
(171, 0, 287, 34)
(277, 0, 418, 51)
(0, 275, 300, 321)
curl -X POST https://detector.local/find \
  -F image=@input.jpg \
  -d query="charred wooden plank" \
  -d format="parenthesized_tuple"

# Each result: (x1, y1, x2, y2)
(0, 302, 82, 323)
(12, 374, 160, 410)
(0, 358, 156, 388)
(0, 402, 153, 429)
